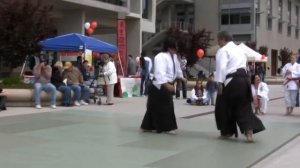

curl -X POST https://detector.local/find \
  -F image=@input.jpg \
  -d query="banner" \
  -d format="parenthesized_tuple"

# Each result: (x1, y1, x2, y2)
(119, 77, 141, 98)
(59, 51, 82, 62)
(117, 19, 127, 76)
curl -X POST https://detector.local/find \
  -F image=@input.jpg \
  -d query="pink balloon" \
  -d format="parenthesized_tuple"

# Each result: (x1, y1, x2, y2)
(197, 49, 205, 58)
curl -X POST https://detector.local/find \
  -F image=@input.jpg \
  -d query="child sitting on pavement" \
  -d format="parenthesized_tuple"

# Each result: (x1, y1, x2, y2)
(187, 80, 208, 106)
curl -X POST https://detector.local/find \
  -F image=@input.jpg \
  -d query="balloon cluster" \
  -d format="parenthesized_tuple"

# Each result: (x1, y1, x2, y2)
(197, 49, 205, 58)
(84, 21, 98, 35)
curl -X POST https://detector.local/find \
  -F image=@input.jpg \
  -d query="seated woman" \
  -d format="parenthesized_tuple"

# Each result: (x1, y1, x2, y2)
(0, 88, 7, 111)
(51, 61, 72, 107)
(187, 80, 208, 105)
(251, 74, 269, 115)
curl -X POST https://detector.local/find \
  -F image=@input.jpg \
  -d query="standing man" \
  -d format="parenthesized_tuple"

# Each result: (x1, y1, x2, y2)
(214, 31, 265, 142)
(175, 54, 187, 99)
(281, 53, 300, 115)
(140, 38, 186, 134)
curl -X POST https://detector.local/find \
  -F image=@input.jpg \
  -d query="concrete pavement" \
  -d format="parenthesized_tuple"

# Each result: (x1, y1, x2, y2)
(1, 85, 300, 167)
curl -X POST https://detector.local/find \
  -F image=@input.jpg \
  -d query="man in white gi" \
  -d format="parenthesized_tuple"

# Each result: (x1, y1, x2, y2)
(140, 38, 186, 134)
(281, 53, 300, 115)
(214, 31, 265, 143)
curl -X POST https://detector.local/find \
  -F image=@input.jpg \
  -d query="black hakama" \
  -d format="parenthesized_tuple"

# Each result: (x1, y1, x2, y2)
(215, 69, 265, 137)
(141, 84, 177, 133)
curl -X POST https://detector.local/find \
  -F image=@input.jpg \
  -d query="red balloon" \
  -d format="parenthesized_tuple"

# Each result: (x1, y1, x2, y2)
(90, 21, 98, 29)
(87, 28, 94, 35)
(197, 49, 205, 58)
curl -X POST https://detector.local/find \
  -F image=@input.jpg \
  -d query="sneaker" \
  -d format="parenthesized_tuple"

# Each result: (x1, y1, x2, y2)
(50, 105, 56, 109)
(80, 100, 88, 105)
(74, 101, 81, 106)
(35, 105, 42, 109)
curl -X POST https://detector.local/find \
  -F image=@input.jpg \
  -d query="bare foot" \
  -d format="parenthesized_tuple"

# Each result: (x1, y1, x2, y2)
(245, 130, 254, 143)
(165, 130, 177, 135)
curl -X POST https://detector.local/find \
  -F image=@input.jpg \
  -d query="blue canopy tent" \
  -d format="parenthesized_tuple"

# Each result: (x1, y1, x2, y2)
(39, 33, 118, 53)
(39, 33, 124, 76)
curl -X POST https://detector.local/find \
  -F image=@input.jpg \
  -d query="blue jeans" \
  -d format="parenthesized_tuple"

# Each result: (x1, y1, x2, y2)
(140, 74, 149, 96)
(57, 85, 72, 105)
(34, 83, 56, 105)
(69, 84, 90, 102)
(206, 91, 216, 105)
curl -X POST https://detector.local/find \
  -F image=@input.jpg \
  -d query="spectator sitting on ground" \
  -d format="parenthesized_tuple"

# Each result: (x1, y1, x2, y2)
(51, 61, 72, 107)
(0, 88, 7, 111)
(186, 80, 208, 105)
(62, 61, 90, 106)
(251, 74, 269, 115)
(33, 55, 57, 109)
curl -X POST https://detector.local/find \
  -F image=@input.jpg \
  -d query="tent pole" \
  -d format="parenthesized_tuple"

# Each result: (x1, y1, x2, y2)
(118, 52, 124, 76)
(20, 55, 28, 77)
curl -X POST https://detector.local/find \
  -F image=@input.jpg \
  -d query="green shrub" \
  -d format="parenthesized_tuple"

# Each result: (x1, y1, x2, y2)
(0, 76, 33, 89)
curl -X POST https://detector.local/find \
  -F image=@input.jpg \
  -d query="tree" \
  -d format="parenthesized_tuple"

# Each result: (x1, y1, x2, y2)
(258, 46, 268, 55)
(0, 0, 56, 74)
(166, 27, 213, 66)
(279, 47, 292, 67)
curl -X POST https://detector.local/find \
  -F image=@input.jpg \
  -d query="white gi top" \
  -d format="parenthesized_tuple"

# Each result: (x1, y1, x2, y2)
(281, 62, 300, 90)
(251, 82, 269, 101)
(153, 52, 183, 89)
(215, 41, 247, 86)
(191, 88, 207, 101)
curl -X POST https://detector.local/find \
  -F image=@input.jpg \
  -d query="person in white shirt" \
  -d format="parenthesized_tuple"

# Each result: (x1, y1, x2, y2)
(214, 31, 265, 143)
(140, 38, 186, 135)
(251, 74, 269, 115)
(188, 80, 208, 105)
(281, 53, 300, 115)
(98, 53, 118, 105)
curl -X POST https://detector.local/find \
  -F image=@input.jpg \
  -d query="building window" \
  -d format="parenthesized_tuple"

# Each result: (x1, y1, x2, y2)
(288, 25, 292, 36)
(221, 8, 251, 25)
(267, 0, 273, 30)
(296, 29, 299, 39)
(278, 0, 282, 20)
(232, 34, 251, 42)
(255, 0, 260, 26)
(142, 0, 152, 19)
(278, 22, 282, 33)
(288, 0, 292, 23)
(267, 17, 272, 30)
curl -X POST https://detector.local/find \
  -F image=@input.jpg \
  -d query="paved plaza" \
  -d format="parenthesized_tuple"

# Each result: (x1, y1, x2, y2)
(0, 85, 300, 168)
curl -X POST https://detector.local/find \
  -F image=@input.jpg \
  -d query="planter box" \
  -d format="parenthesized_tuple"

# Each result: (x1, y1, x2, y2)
(5, 89, 65, 107)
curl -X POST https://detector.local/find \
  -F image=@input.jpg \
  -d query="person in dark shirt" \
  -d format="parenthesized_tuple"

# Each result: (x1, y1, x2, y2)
(51, 61, 72, 106)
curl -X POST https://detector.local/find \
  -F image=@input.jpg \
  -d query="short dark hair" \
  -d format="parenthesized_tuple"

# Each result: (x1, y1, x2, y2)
(217, 31, 233, 42)
(141, 50, 146, 57)
(162, 38, 177, 52)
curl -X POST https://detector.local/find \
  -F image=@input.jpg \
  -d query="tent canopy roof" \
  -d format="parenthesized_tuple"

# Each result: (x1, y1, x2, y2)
(39, 33, 118, 53)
